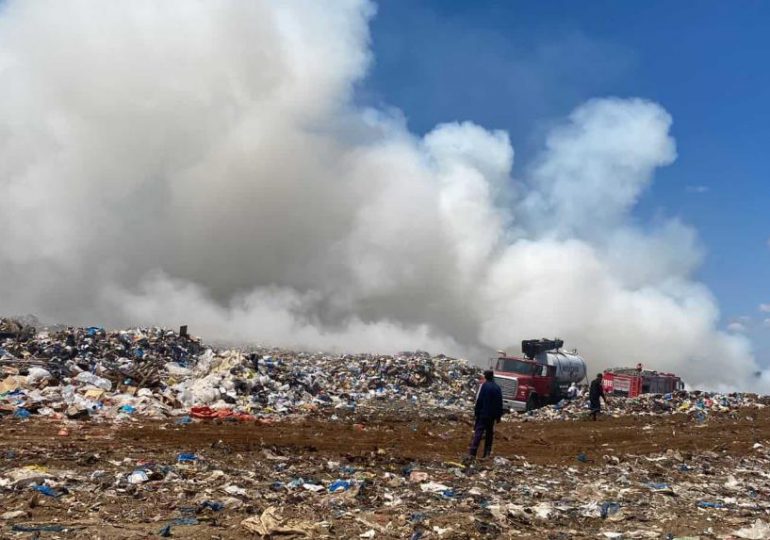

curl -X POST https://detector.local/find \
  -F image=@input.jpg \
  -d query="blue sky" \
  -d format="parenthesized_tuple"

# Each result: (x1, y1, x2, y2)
(359, 0, 770, 362)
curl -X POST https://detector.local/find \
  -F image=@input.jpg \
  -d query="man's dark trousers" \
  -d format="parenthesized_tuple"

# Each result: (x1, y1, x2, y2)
(468, 416, 496, 458)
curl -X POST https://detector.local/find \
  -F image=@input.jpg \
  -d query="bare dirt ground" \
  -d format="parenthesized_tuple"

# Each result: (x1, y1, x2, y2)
(118, 410, 764, 465)
(1, 409, 768, 538)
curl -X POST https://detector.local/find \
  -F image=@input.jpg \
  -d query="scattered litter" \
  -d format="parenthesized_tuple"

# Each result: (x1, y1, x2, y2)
(128, 470, 149, 484)
(31, 484, 61, 497)
(1, 510, 27, 520)
(177, 452, 198, 463)
(733, 519, 770, 539)
(241, 506, 313, 536)
(697, 501, 725, 509)
(2, 320, 770, 538)
(328, 479, 353, 493)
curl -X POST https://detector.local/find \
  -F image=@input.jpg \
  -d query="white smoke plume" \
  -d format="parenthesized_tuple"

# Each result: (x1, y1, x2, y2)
(0, 0, 761, 390)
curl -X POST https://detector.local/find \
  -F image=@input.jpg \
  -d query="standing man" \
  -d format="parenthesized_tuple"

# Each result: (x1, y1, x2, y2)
(467, 370, 503, 461)
(589, 373, 609, 421)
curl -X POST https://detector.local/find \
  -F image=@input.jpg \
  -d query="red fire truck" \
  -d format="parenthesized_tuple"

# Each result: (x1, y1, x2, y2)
(602, 364, 684, 397)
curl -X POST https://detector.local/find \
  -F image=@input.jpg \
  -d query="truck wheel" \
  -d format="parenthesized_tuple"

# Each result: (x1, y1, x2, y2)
(526, 394, 538, 412)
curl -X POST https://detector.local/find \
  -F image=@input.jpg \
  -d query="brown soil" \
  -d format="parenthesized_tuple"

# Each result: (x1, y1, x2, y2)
(111, 409, 767, 466)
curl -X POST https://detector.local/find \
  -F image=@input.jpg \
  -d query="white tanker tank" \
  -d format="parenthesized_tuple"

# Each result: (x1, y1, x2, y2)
(534, 351, 587, 384)
(522, 338, 587, 385)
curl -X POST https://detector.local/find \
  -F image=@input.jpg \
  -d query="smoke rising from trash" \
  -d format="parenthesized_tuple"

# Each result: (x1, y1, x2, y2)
(0, 0, 761, 390)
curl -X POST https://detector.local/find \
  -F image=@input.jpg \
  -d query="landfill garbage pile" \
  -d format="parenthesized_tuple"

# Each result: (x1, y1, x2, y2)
(1, 320, 768, 424)
(520, 391, 770, 424)
(3, 322, 770, 538)
(170, 348, 480, 419)
(2, 408, 770, 538)
(0, 318, 36, 341)
(0, 321, 480, 421)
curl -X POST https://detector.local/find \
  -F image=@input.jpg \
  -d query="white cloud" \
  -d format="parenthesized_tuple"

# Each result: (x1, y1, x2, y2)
(686, 185, 709, 194)
(760, 304, 770, 313)
(727, 322, 748, 334)
(0, 0, 761, 391)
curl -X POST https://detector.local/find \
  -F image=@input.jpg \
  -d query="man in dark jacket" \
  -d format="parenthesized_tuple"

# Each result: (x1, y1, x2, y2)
(589, 373, 608, 421)
(467, 370, 503, 460)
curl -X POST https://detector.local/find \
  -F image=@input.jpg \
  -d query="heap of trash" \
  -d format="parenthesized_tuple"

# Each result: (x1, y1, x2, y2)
(522, 390, 769, 424)
(0, 321, 480, 421)
(2, 412, 770, 538)
(4, 320, 770, 538)
(1, 319, 768, 423)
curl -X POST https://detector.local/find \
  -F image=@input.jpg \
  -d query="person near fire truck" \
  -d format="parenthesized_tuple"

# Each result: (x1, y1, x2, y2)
(467, 370, 503, 461)
(589, 372, 608, 421)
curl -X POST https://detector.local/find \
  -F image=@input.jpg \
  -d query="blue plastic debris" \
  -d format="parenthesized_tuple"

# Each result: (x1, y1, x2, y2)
(32, 485, 61, 497)
(198, 500, 224, 512)
(175, 416, 192, 425)
(119, 405, 136, 414)
(177, 453, 198, 463)
(13, 408, 31, 419)
(328, 479, 352, 493)
(576, 453, 589, 463)
(697, 501, 725, 509)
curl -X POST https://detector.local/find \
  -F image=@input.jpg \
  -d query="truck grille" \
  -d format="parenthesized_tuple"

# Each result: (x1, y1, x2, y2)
(496, 377, 518, 400)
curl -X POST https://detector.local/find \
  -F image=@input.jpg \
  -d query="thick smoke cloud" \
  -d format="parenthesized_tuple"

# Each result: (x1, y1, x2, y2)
(0, 0, 760, 390)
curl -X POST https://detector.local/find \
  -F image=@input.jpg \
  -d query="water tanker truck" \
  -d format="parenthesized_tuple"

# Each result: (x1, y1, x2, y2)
(492, 338, 587, 412)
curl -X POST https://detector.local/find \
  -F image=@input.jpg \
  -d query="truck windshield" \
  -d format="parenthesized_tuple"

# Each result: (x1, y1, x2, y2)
(495, 358, 537, 375)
